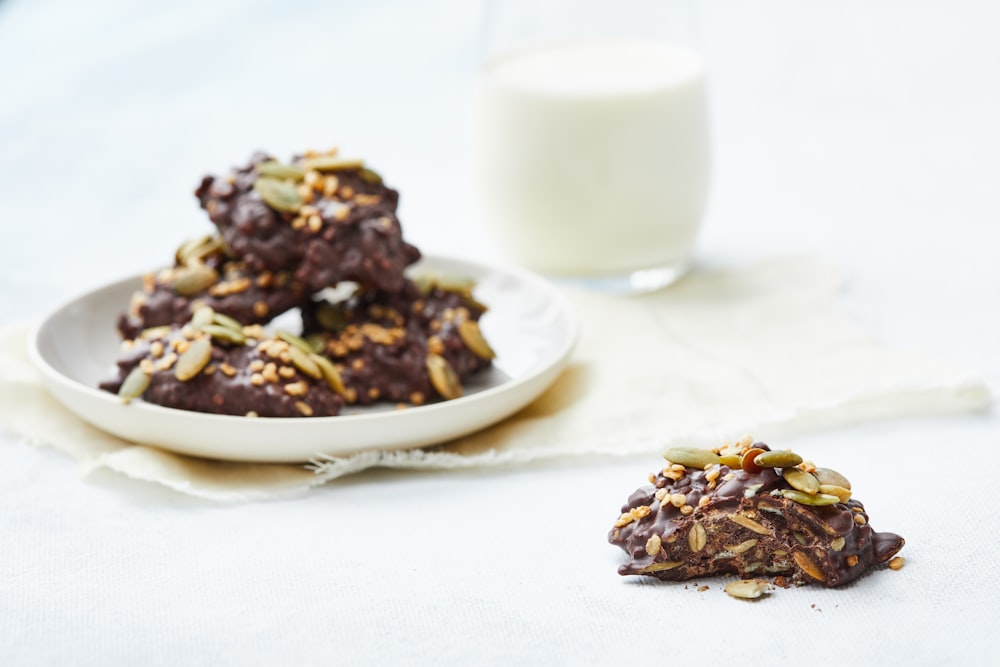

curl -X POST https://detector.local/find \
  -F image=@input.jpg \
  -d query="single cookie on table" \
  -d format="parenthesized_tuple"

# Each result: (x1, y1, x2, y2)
(301, 277, 495, 406)
(194, 149, 420, 294)
(608, 437, 904, 588)
(117, 234, 305, 339)
(101, 307, 345, 418)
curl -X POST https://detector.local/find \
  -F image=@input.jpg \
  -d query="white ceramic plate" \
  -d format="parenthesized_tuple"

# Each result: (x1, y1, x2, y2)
(29, 255, 577, 463)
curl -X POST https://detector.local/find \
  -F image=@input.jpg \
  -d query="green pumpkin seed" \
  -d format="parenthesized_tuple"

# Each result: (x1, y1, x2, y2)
(288, 345, 322, 379)
(191, 305, 215, 328)
(315, 303, 347, 331)
(427, 353, 462, 400)
(118, 367, 151, 403)
(305, 334, 327, 354)
(663, 447, 721, 470)
(814, 467, 852, 490)
(175, 234, 224, 266)
(277, 330, 314, 354)
(211, 312, 244, 332)
(783, 468, 820, 494)
(174, 336, 213, 381)
(818, 484, 852, 503)
(718, 454, 742, 468)
(457, 320, 496, 360)
(780, 489, 840, 507)
(311, 354, 345, 396)
(138, 325, 172, 341)
(638, 561, 684, 574)
(172, 264, 219, 296)
(303, 156, 364, 172)
(754, 450, 803, 469)
(199, 323, 246, 345)
(254, 176, 303, 213)
(257, 160, 305, 181)
(358, 167, 383, 184)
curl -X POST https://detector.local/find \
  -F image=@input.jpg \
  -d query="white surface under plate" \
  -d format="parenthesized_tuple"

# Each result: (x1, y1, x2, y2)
(28, 255, 577, 463)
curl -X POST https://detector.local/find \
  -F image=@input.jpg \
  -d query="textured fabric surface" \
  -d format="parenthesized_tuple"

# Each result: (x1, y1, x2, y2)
(1, 257, 988, 501)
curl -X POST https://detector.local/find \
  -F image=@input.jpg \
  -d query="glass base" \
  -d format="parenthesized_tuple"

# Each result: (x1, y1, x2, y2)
(548, 262, 689, 295)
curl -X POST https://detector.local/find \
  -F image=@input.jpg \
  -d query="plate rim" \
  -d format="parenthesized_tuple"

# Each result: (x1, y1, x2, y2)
(27, 253, 578, 462)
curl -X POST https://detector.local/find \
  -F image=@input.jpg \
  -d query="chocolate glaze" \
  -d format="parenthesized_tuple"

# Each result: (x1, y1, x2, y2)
(609, 443, 905, 587)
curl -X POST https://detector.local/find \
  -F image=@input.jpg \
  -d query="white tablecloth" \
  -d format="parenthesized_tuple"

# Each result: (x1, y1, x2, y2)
(2, 1, 998, 664)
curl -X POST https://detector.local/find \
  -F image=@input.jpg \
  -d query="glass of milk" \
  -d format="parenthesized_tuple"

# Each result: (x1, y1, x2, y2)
(473, 0, 709, 292)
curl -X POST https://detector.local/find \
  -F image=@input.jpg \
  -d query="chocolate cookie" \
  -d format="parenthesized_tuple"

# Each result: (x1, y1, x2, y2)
(117, 234, 305, 339)
(195, 150, 420, 293)
(608, 437, 904, 588)
(302, 277, 495, 406)
(101, 308, 345, 418)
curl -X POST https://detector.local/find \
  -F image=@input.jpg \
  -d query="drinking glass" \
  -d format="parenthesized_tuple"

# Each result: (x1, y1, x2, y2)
(472, 0, 709, 292)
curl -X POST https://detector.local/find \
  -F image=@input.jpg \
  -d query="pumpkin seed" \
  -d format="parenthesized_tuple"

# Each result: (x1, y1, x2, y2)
(754, 450, 803, 469)
(726, 539, 759, 555)
(174, 336, 212, 381)
(191, 305, 215, 328)
(741, 447, 766, 473)
(118, 367, 151, 403)
(358, 167, 383, 184)
(814, 467, 852, 490)
(780, 489, 840, 507)
(792, 551, 826, 581)
(724, 579, 769, 600)
(783, 468, 821, 495)
(457, 320, 496, 360)
(305, 334, 327, 354)
(254, 176, 303, 213)
(718, 454, 742, 468)
(138, 325, 172, 341)
(818, 484, 852, 503)
(277, 330, 314, 354)
(728, 513, 771, 535)
(311, 353, 345, 396)
(257, 160, 305, 181)
(314, 303, 347, 331)
(303, 156, 364, 172)
(663, 447, 721, 470)
(688, 522, 707, 552)
(175, 234, 224, 266)
(288, 345, 322, 379)
(199, 323, 246, 345)
(172, 264, 218, 296)
(638, 561, 684, 574)
(427, 353, 462, 400)
(212, 312, 244, 332)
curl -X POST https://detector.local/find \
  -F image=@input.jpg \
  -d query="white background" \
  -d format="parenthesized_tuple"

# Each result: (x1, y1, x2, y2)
(1, 0, 998, 664)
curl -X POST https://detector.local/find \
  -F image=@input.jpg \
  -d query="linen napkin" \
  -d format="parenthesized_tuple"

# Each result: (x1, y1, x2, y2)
(0, 256, 989, 501)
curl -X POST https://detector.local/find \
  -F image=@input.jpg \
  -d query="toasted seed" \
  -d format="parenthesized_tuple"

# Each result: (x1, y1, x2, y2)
(277, 330, 314, 354)
(311, 354, 346, 396)
(792, 551, 826, 581)
(814, 467, 852, 490)
(638, 561, 684, 574)
(212, 312, 244, 332)
(174, 336, 212, 381)
(257, 160, 305, 181)
(728, 513, 771, 535)
(288, 345, 322, 379)
(172, 264, 218, 296)
(689, 522, 707, 552)
(741, 447, 766, 473)
(254, 176, 303, 213)
(199, 323, 246, 345)
(118, 367, 151, 403)
(754, 450, 803, 469)
(645, 534, 662, 557)
(830, 537, 846, 552)
(888, 556, 905, 571)
(780, 489, 840, 506)
(664, 447, 721, 470)
(726, 539, 759, 555)
(724, 579, 769, 600)
(818, 484, 852, 503)
(191, 305, 215, 328)
(427, 353, 462, 400)
(457, 320, 496, 360)
(175, 234, 224, 266)
(303, 156, 364, 172)
(783, 468, 821, 495)
(138, 325, 172, 341)
(315, 303, 347, 331)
